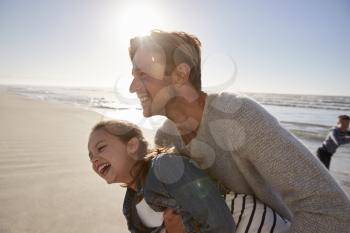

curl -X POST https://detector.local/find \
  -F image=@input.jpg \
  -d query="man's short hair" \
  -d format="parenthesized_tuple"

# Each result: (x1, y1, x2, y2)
(338, 115, 350, 121)
(129, 30, 202, 90)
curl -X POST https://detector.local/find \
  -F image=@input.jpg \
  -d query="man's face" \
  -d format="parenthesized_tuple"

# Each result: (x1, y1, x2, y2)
(129, 47, 175, 117)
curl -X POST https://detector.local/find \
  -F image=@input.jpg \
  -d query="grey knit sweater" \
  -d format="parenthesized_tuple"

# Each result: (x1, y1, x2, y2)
(155, 92, 350, 233)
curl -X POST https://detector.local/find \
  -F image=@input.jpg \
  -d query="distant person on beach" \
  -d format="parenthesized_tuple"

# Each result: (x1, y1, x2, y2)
(87, 120, 290, 233)
(316, 115, 350, 169)
(127, 30, 350, 232)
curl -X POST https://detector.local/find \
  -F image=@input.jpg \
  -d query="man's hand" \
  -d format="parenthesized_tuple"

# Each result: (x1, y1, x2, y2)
(163, 208, 185, 233)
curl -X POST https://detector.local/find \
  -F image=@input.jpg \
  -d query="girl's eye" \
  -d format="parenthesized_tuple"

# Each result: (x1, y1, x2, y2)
(98, 145, 107, 152)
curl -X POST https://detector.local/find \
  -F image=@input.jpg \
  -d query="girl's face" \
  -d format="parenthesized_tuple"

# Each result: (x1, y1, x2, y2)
(88, 129, 137, 184)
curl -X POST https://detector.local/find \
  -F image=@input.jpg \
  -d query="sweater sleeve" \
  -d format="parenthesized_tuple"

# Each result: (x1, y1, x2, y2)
(237, 97, 350, 233)
(154, 119, 182, 149)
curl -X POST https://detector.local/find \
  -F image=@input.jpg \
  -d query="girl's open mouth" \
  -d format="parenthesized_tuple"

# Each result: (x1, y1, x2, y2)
(98, 163, 111, 176)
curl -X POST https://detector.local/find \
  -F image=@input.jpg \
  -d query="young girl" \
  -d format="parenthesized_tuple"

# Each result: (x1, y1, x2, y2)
(87, 120, 289, 233)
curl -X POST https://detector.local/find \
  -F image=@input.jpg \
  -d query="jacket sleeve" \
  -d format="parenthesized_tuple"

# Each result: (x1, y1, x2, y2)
(144, 153, 235, 233)
(333, 129, 350, 145)
(239, 97, 350, 233)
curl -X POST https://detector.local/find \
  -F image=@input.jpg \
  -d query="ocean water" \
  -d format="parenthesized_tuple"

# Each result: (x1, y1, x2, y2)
(1, 84, 349, 175)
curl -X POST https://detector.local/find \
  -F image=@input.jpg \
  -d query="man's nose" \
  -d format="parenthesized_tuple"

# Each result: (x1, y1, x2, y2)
(129, 77, 141, 93)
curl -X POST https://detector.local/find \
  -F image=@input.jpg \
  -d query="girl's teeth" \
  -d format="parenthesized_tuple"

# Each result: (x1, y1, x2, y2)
(102, 166, 110, 175)
(98, 164, 109, 173)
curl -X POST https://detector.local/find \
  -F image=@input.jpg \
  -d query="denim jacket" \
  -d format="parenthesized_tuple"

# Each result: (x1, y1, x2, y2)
(122, 153, 234, 233)
(122, 186, 164, 233)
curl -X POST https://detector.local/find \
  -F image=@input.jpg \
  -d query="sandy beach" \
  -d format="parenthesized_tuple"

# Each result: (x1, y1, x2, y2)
(0, 92, 349, 233)
(0, 93, 129, 233)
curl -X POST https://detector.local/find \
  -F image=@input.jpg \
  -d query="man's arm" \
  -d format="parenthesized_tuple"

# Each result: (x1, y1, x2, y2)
(163, 208, 186, 233)
(144, 153, 235, 233)
(239, 98, 350, 233)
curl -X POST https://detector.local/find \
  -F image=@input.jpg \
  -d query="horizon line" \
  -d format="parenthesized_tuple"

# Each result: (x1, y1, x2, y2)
(0, 83, 349, 98)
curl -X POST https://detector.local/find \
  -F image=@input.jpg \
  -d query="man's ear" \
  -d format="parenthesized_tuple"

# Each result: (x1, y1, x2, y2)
(126, 137, 139, 159)
(173, 63, 191, 87)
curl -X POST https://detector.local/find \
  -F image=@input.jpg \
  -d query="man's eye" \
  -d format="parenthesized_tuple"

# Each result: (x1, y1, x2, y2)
(140, 73, 148, 79)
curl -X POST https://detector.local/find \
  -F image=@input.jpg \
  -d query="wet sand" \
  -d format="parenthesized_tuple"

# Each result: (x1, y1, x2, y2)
(0, 93, 129, 233)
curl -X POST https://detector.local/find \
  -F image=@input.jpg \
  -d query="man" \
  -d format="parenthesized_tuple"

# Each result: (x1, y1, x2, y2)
(317, 115, 350, 169)
(128, 30, 350, 232)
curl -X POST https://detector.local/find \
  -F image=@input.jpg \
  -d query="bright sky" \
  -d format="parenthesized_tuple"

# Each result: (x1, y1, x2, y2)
(0, 0, 349, 96)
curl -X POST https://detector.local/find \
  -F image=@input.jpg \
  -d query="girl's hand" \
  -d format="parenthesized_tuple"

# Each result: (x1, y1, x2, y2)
(163, 208, 185, 233)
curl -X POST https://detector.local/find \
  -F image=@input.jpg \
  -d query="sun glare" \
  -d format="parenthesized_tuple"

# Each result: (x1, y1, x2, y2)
(117, 3, 167, 46)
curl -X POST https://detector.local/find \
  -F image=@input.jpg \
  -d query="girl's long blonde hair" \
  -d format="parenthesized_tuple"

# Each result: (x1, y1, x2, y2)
(90, 120, 175, 187)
